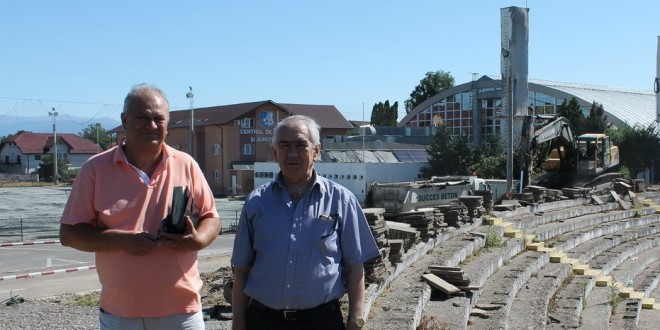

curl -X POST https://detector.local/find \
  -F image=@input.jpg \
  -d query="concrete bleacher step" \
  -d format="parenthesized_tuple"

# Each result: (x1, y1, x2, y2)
(641, 199, 655, 207)
(583, 269, 601, 277)
(629, 291, 645, 299)
(564, 257, 580, 267)
(617, 286, 634, 298)
(572, 264, 590, 275)
(484, 216, 503, 225)
(641, 298, 655, 309)
(550, 252, 567, 263)
(498, 222, 513, 232)
(504, 229, 523, 238)
(526, 242, 544, 251)
(596, 276, 612, 287)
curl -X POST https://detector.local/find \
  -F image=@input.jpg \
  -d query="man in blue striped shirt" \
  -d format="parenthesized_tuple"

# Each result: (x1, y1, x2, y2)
(231, 115, 380, 330)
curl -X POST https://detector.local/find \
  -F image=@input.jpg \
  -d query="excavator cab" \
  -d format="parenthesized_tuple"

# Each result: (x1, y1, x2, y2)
(576, 134, 619, 175)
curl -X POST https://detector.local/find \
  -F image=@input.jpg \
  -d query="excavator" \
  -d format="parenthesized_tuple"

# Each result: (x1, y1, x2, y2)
(519, 115, 621, 190)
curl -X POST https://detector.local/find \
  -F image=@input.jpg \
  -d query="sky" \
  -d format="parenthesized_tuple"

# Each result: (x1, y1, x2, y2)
(0, 0, 658, 134)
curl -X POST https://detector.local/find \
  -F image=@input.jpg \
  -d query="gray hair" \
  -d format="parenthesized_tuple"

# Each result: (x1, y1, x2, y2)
(272, 115, 321, 147)
(123, 83, 170, 114)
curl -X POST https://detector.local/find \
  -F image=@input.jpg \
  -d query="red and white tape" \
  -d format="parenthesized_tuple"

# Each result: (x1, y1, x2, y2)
(0, 265, 96, 281)
(0, 240, 60, 247)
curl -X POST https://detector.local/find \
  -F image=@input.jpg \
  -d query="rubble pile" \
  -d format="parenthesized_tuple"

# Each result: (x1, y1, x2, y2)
(387, 239, 404, 264)
(472, 189, 493, 213)
(427, 265, 471, 289)
(458, 196, 485, 221)
(436, 203, 470, 228)
(396, 208, 438, 241)
(386, 220, 419, 253)
(362, 208, 390, 283)
(561, 187, 591, 199)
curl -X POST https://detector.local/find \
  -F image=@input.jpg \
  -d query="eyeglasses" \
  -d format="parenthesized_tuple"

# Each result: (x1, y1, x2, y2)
(321, 213, 341, 238)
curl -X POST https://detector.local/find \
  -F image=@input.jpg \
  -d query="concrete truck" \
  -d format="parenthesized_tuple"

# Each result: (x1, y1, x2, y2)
(364, 176, 493, 215)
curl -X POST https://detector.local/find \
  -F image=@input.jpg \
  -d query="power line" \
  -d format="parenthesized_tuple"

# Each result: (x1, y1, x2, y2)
(0, 96, 121, 108)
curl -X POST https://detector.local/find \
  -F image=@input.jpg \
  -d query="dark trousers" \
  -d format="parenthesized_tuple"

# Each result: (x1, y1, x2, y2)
(245, 300, 345, 330)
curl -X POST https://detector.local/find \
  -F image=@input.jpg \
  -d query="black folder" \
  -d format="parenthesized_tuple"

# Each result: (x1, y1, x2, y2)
(163, 186, 191, 234)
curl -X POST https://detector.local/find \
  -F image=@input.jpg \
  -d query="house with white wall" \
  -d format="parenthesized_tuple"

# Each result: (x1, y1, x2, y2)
(0, 132, 100, 174)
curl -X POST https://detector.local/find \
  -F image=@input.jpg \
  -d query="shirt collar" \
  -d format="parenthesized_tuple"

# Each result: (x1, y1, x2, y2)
(274, 169, 326, 195)
(113, 141, 171, 165)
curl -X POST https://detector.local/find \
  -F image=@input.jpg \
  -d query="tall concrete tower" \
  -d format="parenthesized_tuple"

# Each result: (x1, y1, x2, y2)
(501, 6, 529, 191)
(653, 36, 660, 122)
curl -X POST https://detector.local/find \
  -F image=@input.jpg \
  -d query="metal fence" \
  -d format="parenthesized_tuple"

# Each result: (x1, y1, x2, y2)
(0, 216, 61, 243)
(0, 211, 241, 243)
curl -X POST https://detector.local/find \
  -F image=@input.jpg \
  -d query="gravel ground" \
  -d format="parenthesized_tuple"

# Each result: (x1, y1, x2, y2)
(0, 300, 235, 330)
(0, 255, 236, 330)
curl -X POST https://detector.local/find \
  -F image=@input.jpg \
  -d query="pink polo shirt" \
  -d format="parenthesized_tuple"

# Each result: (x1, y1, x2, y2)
(60, 144, 219, 318)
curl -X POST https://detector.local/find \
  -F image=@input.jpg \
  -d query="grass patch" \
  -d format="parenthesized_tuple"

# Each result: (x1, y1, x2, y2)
(57, 291, 101, 307)
(579, 280, 588, 310)
(485, 227, 506, 248)
(608, 285, 622, 313)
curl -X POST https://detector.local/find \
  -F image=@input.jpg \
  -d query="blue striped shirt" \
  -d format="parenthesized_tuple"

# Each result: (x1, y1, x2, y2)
(231, 171, 380, 310)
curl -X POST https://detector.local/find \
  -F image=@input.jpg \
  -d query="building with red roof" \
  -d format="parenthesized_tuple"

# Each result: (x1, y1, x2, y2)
(0, 132, 100, 175)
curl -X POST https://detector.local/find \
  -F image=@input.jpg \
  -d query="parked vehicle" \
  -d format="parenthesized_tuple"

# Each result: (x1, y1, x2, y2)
(364, 176, 490, 215)
(520, 115, 620, 190)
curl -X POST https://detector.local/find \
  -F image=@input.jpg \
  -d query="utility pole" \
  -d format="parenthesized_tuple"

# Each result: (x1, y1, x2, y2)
(187, 86, 195, 158)
(49, 107, 58, 184)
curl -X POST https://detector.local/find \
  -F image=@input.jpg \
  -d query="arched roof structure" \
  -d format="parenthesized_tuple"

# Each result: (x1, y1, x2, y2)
(400, 75, 655, 130)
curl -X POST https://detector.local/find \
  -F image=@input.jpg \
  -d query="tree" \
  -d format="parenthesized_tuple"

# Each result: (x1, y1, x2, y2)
(556, 97, 585, 135)
(582, 101, 608, 134)
(370, 100, 398, 126)
(79, 123, 112, 150)
(0, 130, 30, 142)
(404, 71, 455, 113)
(609, 123, 660, 179)
(470, 135, 507, 179)
(421, 126, 477, 177)
(36, 154, 70, 182)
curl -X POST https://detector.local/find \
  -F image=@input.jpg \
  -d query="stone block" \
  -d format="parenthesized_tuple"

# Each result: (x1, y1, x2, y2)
(618, 287, 633, 298)
(573, 264, 589, 275)
(596, 276, 612, 287)
(504, 229, 522, 238)
(526, 242, 545, 251)
(550, 253, 567, 263)
(484, 216, 502, 225)
(498, 222, 513, 232)
(641, 298, 655, 309)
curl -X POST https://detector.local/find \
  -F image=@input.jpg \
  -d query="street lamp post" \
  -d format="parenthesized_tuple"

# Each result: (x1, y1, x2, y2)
(187, 86, 195, 158)
(49, 107, 58, 184)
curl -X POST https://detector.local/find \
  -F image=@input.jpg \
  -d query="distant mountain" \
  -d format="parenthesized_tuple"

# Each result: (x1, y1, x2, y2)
(0, 114, 121, 137)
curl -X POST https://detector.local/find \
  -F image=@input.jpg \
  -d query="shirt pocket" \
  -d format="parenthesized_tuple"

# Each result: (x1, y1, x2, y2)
(309, 217, 339, 254)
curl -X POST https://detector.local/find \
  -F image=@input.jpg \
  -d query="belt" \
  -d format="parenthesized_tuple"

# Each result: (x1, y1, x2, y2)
(249, 298, 340, 321)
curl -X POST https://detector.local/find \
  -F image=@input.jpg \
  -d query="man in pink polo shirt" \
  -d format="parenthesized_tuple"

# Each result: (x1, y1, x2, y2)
(59, 84, 221, 329)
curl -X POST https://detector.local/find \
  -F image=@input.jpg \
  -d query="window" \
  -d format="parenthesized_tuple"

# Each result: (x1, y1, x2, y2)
(213, 170, 220, 180)
(34, 155, 41, 161)
(242, 144, 254, 155)
(212, 144, 220, 155)
(241, 118, 254, 128)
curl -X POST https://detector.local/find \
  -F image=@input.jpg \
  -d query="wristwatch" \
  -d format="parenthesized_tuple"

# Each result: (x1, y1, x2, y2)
(348, 315, 365, 328)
